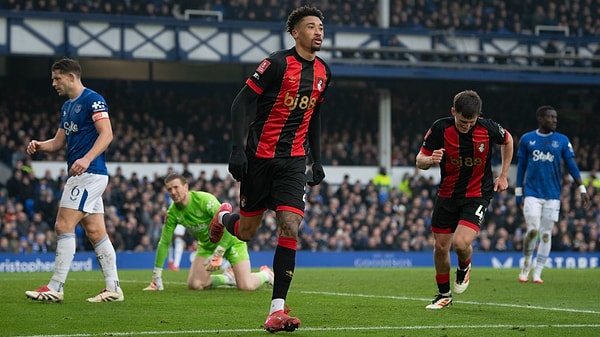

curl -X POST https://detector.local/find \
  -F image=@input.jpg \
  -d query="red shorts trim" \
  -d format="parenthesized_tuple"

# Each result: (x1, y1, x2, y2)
(458, 220, 480, 233)
(276, 205, 304, 217)
(431, 226, 452, 234)
(240, 208, 266, 217)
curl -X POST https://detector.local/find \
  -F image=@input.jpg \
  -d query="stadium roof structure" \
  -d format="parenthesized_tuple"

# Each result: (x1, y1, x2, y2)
(0, 10, 598, 84)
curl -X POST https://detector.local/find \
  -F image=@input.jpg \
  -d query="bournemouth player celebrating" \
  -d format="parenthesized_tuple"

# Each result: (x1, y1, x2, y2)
(209, 5, 331, 333)
(416, 90, 514, 309)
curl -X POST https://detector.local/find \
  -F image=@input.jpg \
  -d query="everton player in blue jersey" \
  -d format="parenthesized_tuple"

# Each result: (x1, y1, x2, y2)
(25, 58, 123, 303)
(516, 105, 590, 283)
(209, 5, 331, 333)
(417, 90, 514, 309)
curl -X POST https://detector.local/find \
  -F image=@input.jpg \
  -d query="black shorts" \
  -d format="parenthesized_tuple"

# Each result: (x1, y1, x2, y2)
(431, 197, 489, 234)
(239, 155, 306, 216)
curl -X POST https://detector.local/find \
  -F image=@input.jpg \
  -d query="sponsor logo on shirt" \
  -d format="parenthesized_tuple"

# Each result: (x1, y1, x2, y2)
(92, 101, 106, 112)
(63, 121, 78, 135)
(284, 92, 317, 111)
(532, 150, 555, 162)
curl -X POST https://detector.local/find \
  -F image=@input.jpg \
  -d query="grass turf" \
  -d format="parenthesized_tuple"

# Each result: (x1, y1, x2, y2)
(2, 267, 599, 337)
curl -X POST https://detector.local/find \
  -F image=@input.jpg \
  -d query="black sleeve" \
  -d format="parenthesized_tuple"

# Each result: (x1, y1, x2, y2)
(307, 103, 322, 163)
(230, 85, 258, 147)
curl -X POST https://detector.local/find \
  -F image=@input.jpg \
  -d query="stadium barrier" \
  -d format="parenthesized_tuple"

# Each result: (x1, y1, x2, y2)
(0, 251, 597, 273)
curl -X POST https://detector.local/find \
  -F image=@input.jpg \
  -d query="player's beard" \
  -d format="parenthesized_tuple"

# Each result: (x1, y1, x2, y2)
(312, 45, 321, 52)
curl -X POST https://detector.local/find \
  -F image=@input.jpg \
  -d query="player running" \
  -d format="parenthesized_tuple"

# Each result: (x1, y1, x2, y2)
(416, 90, 513, 309)
(209, 5, 331, 332)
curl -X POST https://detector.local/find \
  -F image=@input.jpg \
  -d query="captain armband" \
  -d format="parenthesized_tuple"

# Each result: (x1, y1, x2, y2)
(515, 187, 523, 197)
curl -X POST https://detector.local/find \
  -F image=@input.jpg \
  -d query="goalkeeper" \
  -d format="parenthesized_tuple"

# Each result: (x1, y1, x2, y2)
(143, 173, 273, 291)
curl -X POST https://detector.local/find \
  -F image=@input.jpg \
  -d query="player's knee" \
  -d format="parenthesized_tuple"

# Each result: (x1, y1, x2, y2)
(540, 232, 551, 243)
(527, 228, 538, 238)
(453, 237, 471, 253)
(237, 232, 254, 242)
(187, 280, 209, 290)
(236, 281, 255, 291)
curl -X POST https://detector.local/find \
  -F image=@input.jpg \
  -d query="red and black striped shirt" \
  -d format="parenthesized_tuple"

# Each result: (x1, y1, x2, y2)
(420, 116, 510, 199)
(244, 48, 331, 159)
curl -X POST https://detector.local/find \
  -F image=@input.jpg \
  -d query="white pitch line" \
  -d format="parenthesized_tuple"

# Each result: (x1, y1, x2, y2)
(11, 324, 600, 337)
(300, 290, 600, 314)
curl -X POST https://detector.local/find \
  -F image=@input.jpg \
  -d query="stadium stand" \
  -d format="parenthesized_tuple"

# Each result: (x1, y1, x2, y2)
(0, 79, 598, 254)
(0, 1, 598, 255)
(4, 0, 600, 36)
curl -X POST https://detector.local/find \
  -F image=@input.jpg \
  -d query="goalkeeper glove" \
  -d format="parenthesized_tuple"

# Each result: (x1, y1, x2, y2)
(142, 267, 164, 291)
(204, 246, 226, 272)
(228, 146, 247, 182)
(143, 277, 164, 291)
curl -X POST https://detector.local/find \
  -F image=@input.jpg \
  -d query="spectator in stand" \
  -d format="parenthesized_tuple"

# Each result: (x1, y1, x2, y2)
(373, 166, 392, 204)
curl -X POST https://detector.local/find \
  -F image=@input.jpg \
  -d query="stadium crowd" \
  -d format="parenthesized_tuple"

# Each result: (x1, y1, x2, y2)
(1, 155, 598, 255)
(1, 78, 599, 256)
(3, 0, 600, 37)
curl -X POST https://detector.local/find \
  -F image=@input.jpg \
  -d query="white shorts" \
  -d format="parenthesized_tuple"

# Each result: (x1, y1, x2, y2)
(174, 224, 186, 236)
(59, 173, 108, 214)
(523, 196, 560, 223)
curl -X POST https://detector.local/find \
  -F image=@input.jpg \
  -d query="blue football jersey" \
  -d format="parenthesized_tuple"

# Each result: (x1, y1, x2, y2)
(517, 130, 580, 200)
(59, 87, 109, 175)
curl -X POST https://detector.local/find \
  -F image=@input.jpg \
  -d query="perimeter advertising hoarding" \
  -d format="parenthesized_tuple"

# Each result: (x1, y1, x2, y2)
(0, 252, 597, 272)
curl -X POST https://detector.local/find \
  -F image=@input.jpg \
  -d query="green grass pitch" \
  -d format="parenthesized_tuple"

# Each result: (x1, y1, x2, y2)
(2, 267, 599, 337)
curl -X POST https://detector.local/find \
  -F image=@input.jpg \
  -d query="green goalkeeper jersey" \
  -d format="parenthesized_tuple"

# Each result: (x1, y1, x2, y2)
(154, 191, 238, 268)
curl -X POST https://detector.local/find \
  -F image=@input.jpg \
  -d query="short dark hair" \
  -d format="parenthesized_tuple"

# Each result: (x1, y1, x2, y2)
(453, 90, 482, 119)
(51, 58, 82, 77)
(286, 5, 324, 34)
(536, 105, 555, 118)
(164, 173, 186, 185)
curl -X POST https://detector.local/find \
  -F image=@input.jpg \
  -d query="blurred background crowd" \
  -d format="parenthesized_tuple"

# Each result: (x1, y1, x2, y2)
(1, 79, 599, 255)
(3, 0, 600, 37)
(1, 0, 599, 256)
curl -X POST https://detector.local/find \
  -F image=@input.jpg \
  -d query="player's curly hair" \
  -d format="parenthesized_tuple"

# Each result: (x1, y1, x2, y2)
(453, 90, 482, 118)
(286, 5, 324, 34)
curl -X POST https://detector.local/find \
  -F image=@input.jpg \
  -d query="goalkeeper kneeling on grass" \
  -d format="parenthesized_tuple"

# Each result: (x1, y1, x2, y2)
(143, 173, 273, 291)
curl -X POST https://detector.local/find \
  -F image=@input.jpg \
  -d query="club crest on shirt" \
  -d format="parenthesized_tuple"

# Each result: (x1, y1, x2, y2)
(478, 142, 486, 153)
(74, 104, 82, 114)
(317, 78, 324, 91)
(552, 141, 559, 148)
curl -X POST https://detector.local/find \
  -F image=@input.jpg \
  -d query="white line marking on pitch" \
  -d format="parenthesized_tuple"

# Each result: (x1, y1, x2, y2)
(300, 290, 600, 314)
(11, 324, 600, 337)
